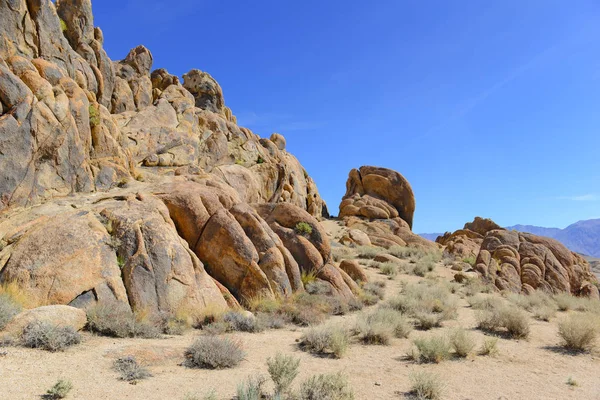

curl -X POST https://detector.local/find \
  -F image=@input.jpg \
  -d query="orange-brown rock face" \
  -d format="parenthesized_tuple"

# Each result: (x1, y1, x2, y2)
(0, 0, 347, 318)
(337, 166, 437, 252)
(339, 166, 415, 228)
(438, 217, 599, 298)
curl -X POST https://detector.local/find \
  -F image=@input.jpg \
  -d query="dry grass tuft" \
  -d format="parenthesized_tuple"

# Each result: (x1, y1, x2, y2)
(113, 356, 152, 382)
(409, 371, 444, 400)
(184, 336, 246, 369)
(558, 313, 599, 352)
(299, 323, 350, 358)
(408, 334, 452, 363)
(450, 328, 476, 357)
(267, 352, 300, 396)
(21, 321, 81, 352)
(298, 371, 354, 400)
(86, 302, 160, 338)
(476, 304, 530, 339)
(45, 379, 72, 399)
(479, 337, 499, 356)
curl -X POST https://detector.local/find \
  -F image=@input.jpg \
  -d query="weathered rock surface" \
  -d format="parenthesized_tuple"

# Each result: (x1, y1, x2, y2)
(339, 259, 368, 283)
(439, 218, 599, 297)
(339, 166, 415, 228)
(0, 0, 340, 316)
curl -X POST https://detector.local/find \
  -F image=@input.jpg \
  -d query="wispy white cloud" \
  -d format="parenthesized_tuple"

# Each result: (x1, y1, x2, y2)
(557, 194, 599, 201)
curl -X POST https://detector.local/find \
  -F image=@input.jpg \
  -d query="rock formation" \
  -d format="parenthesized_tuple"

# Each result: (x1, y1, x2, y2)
(337, 166, 437, 251)
(438, 217, 599, 299)
(0, 0, 350, 317)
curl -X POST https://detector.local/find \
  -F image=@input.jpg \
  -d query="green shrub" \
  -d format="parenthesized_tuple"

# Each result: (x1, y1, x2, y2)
(298, 372, 354, 400)
(184, 336, 245, 369)
(295, 222, 313, 235)
(45, 379, 72, 399)
(409, 371, 444, 400)
(21, 321, 81, 352)
(558, 313, 599, 352)
(236, 375, 266, 400)
(300, 269, 318, 286)
(409, 334, 451, 363)
(59, 18, 68, 32)
(256, 156, 265, 164)
(113, 356, 151, 382)
(88, 104, 100, 128)
(462, 256, 476, 266)
(267, 353, 300, 395)
(300, 323, 350, 358)
(450, 328, 476, 357)
(0, 293, 21, 331)
(479, 337, 499, 356)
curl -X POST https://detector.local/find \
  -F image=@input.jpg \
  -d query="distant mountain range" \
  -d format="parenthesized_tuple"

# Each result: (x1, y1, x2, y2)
(419, 218, 600, 258)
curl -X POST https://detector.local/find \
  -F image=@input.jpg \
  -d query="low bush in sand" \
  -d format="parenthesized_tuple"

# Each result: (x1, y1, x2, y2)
(409, 371, 444, 400)
(298, 372, 354, 400)
(332, 246, 356, 262)
(378, 262, 399, 278)
(353, 308, 412, 345)
(236, 375, 267, 400)
(450, 328, 476, 358)
(0, 292, 22, 331)
(21, 321, 81, 352)
(553, 293, 579, 312)
(267, 352, 300, 396)
(408, 334, 452, 363)
(462, 278, 494, 297)
(388, 282, 457, 330)
(506, 291, 557, 320)
(86, 302, 160, 338)
(45, 379, 72, 399)
(467, 294, 503, 311)
(355, 246, 385, 259)
(479, 337, 499, 356)
(476, 304, 530, 339)
(299, 323, 350, 358)
(184, 336, 245, 369)
(558, 313, 599, 352)
(113, 356, 152, 382)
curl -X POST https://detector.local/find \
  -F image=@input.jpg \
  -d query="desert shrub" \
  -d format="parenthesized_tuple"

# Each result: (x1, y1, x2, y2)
(409, 371, 444, 400)
(295, 222, 313, 235)
(409, 334, 451, 363)
(0, 293, 22, 331)
(353, 308, 412, 345)
(246, 296, 283, 314)
(355, 246, 384, 259)
(388, 282, 457, 330)
(558, 313, 599, 352)
(462, 278, 493, 297)
(378, 262, 399, 278)
(566, 377, 579, 387)
(362, 281, 385, 300)
(450, 328, 476, 358)
(192, 304, 228, 329)
(299, 323, 350, 358)
(222, 311, 265, 333)
(507, 291, 556, 315)
(202, 321, 229, 335)
(267, 352, 300, 395)
(88, 104, 100, 128)
(573, 297, 600, 314)
(332, 246, 355, 262)
(476, 305, 530, 339)
(184, 336, 245, 369)
(554, 293, 578, 312)
(159, 310, 191, 336)
(21, 321, 81, 352)
(86, 302, 160, 338)
(301, 269, 318, 286)
(45, 379, 72, 399)
(387, 246, 412, 259)
(298, 372, 354, 400)
(467, 294, 503, 311)
(257, 312, 286, 330)
(531, 304, 556, 321)
(280, 292, 340, 326)
(306, 280, 333, 296)
(412, 260, 434, 277)
(479, 337, 499, 356)
(113, 356, 151, 382)
(236, 375, 267, 400)
(462, 256, 476, 266)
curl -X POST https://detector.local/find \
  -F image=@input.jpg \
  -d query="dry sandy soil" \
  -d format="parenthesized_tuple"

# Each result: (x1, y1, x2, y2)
(1, 226, 600, 400)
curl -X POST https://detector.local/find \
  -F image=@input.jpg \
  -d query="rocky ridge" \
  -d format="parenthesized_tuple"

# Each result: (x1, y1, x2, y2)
(0, 0, 350, 316)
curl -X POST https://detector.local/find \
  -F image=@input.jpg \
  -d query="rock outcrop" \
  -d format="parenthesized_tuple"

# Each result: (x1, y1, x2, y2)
(0, 0, 344, 320)
(337, 166, 437, 251)
(438, 217, 599, 298)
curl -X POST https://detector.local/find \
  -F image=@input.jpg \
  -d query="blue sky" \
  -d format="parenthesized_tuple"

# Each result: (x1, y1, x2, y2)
(93, 0, 600, 233)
